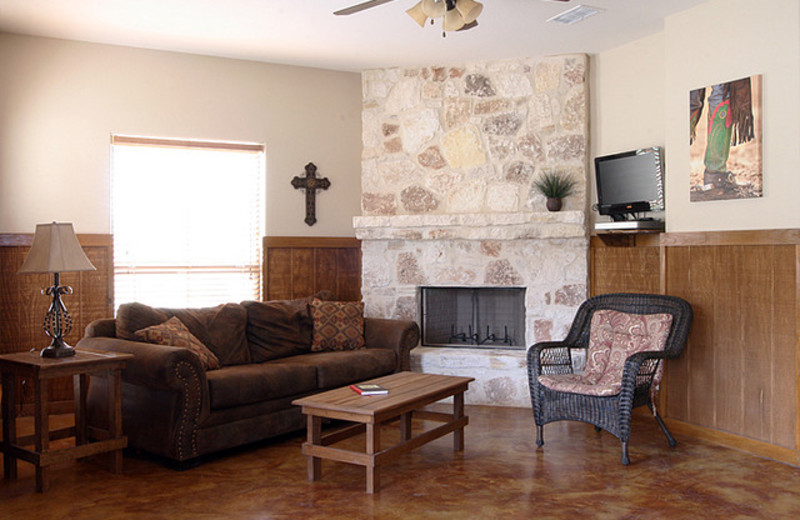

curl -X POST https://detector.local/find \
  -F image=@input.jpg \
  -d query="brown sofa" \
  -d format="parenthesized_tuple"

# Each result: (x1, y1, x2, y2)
(77, 297, 419, 467)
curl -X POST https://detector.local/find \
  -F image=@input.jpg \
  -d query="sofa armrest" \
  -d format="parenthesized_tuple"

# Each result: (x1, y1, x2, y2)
(84, 317, 116, 339)
(77, 331, 211, 462)
(364, 318, 420, 372)
(78, 336, 207, 394)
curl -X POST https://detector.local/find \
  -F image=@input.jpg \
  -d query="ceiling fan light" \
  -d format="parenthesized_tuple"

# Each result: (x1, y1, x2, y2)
(421, 0, 446, 18)
(455, 0, 483, 24)
(443, 8, 465, 31)
(406, 1, 428, 27)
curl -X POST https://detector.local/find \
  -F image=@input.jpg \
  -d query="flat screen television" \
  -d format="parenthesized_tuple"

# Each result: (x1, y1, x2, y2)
(594, 147, 664, 222)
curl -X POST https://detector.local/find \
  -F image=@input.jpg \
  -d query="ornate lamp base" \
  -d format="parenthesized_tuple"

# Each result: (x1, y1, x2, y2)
(40, 336, 76, 358)
(40, 342, 76, 358)
(40, 273, 77, 358)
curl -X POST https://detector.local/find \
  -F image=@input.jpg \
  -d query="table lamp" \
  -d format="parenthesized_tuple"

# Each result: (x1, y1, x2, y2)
(17, 222, 96, 358)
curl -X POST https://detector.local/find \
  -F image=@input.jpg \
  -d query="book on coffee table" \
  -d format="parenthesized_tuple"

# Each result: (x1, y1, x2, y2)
(350, 383, 388, 395)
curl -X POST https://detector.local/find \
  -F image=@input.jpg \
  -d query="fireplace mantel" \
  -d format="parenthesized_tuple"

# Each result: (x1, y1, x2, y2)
(353, 211, 586, 241)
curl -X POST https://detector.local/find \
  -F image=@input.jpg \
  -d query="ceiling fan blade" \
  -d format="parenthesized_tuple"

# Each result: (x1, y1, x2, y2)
(334, 0, 396, 16)
(457, 20, 478, 32)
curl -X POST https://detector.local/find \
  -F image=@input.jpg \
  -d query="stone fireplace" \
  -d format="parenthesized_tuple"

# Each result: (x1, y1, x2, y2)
(356, 55, 589, 407)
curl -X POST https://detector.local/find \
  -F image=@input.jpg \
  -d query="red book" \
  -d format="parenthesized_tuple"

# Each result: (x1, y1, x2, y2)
(350, 383, 388, 395)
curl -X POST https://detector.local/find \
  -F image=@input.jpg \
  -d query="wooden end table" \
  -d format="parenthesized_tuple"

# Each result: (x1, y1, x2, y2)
(292, 371, 474, 494)
(0, 349, 132, 492)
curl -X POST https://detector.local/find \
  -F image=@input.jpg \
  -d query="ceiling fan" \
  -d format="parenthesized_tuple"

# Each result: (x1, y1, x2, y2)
(334, 0, 397, 17)
(334, 0, 483, 33)
(334, 0, 572, 33)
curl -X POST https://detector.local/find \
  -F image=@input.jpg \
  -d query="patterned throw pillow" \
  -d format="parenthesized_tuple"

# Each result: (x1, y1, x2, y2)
(309, 299, 365, 352)
(538, 309, 672, 397)
(135, 316, 221, 370)
(584, 309, 673, 384)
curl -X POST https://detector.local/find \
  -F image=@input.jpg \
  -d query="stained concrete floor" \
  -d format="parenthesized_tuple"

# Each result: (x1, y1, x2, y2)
(2, 405, 800, 519)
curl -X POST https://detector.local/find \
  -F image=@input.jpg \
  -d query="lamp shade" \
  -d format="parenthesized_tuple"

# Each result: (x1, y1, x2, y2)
(406, 1, 428, 27)
(17, 222, 96, 274)
(443, 7, 465, 31)
(421, 0, 446, 17)
(456, 0, 483, 24)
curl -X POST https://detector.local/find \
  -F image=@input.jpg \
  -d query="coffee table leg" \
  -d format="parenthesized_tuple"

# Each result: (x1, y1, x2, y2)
(307, 415, 322, 481)
(454, 391, 465, 452)
(366, 423, 380, 494)
(400, 412, 412, 442)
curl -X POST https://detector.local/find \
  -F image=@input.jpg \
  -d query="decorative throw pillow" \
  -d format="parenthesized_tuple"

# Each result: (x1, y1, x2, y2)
(584, 309, 673, 384)
(309, 298, 365, 352)
(135, 316, 221, 370)
(539, 310, 673, 396)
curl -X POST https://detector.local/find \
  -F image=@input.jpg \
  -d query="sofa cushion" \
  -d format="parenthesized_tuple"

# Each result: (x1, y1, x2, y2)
(309, 299, 365, 352)
(134, 316, 221, 371)
(206, 362, 317, 410)
(242, 298, 314, 362)
(116, 302, 168, 340)
(274, 349, 396, 390)
(117, 302, 250, 366)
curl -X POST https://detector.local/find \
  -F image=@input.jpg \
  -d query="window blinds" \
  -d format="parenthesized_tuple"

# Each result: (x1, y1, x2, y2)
(111, 135, 265, 309)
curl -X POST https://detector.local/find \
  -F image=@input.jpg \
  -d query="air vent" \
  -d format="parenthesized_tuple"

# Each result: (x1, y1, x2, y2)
(547, 4, 602, 25)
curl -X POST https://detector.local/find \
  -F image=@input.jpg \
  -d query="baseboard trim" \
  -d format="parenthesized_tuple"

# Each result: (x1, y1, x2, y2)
(664, 417, 799, 467)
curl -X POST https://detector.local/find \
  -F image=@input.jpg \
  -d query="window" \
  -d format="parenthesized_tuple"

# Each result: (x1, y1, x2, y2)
(111, 136, 264, 309)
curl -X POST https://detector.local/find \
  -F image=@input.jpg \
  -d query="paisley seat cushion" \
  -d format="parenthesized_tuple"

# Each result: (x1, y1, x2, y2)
(538, 309, 673, 397)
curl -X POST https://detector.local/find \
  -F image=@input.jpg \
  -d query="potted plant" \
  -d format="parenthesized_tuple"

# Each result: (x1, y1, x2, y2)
(533, 171, 577, 212)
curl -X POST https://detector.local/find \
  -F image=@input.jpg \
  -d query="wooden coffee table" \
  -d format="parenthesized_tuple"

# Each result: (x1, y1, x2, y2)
(292, 371, 474, 493)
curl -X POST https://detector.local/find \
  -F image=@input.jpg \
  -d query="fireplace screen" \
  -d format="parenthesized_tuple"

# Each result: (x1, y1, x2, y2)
(420, 286, 525, 349)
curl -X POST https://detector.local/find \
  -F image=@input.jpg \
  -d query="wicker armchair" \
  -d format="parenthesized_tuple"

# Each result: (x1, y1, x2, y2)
(527, 293, 693, 464)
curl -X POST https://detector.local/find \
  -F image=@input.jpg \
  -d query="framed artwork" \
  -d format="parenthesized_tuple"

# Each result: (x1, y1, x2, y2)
(689, 74, 762, 202)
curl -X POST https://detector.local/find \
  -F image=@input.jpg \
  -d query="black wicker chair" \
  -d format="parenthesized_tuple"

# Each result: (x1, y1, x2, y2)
(527, 293, 693, 464)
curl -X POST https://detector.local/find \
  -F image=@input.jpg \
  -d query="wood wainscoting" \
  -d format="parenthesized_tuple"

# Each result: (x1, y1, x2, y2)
(263, 236, 361, 301)
(1, 234, 360, 413)
(0, 233, 114, 414)
(590, 229, 800, 465)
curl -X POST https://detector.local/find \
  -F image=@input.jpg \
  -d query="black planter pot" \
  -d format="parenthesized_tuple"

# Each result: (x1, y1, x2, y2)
(546, 197, 562, 212)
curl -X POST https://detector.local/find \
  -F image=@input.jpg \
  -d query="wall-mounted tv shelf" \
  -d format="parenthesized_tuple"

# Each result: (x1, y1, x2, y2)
(593, 224, 664, 247)
(595, 220, 664, 232)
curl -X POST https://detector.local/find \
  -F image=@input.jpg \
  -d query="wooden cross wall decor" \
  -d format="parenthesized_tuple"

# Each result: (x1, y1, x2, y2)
(291, 162, 330, 226)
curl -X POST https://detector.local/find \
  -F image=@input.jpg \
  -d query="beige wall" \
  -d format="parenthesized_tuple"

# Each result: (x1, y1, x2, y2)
(591, 32, 666, 158)
(592, 0, 800, 232)
(664, 0, 800, 232)
(6, 0, 797, 237)
(0, 33, 362, 236)
(589, 32, 666, 225)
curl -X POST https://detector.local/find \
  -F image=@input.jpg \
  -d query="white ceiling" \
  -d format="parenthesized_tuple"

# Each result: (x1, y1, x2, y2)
(0, 0, 708, 72)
